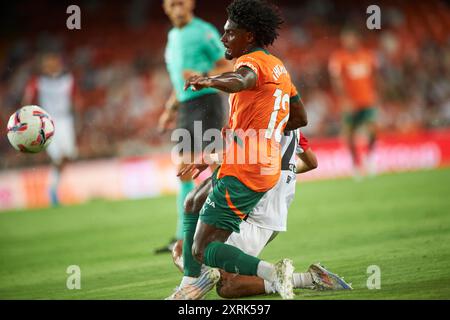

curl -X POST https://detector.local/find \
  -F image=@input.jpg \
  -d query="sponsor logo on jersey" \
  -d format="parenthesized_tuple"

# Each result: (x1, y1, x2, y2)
(205, 196, 215, 208)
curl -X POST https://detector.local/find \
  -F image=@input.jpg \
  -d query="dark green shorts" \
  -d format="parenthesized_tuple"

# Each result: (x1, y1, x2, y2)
(344, 107, 377, 128)
(177, 93, 226, 153)
(199, 169, 266, 233)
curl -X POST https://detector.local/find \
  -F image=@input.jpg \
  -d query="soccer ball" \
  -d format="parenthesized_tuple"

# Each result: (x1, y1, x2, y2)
(6, 105, 55, 153)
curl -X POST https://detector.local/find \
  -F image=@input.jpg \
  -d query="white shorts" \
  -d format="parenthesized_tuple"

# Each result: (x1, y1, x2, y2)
(225, 220, 278, 257)
(246, 170, 297, 232)
(46, 117, 77, 164)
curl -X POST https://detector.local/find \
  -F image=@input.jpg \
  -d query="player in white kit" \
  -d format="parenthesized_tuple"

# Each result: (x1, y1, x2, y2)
(23, 52, 78, 205)
(171, 130, 353, 299)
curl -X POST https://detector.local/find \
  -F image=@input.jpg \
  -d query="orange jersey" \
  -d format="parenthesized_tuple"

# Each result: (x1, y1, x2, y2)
(329, 48, 377, 109)
(218, 49, 299, 192)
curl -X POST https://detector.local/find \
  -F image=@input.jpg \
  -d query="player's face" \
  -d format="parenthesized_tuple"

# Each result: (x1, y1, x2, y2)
(163, 0, 194, 28)
(221, 20, 253, 60)
(341, 32, 359, 51)
(41, 54, 63, 77)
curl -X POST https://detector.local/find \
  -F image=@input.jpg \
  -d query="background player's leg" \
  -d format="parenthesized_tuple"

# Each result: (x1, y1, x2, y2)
(46, 120, 68, 206)
(177, 162, 194, 241)
(344, 121, 361, 179)
(49, 161, 63, 206)
(365, 119, 378, 176)
(347, 128, 359, 167)
(155, 161, 194, 254)
(367, 121, 377, 154)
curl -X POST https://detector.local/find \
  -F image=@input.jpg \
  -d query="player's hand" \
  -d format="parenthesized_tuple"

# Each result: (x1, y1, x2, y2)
(184, 75, 213, 91)
(158, 108, 176, 134)
(177, 163, 209, 179)
(183, 70, 201, 80)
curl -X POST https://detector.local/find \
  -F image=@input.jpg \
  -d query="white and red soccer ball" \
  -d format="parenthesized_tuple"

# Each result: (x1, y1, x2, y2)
(6, 105, 55, 153)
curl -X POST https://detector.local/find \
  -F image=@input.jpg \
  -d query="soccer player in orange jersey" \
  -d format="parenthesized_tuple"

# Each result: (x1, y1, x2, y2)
(171, 131, 353, 298)
(166, 0, 308, 300)
(329, 28, 379, 177)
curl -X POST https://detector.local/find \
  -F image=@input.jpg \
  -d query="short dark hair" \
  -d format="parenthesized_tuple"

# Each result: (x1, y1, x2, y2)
(226, 0, 284, 47)
(341, 25, 360, 37)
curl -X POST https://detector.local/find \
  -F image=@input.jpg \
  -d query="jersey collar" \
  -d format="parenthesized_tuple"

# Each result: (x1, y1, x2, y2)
(248, 47, 270, 55)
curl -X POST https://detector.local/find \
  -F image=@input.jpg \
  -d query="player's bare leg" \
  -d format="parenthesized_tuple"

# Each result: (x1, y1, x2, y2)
(345, 125, 362, 180)
(365, 120, 378, 177)
(216, 271, 266, 298)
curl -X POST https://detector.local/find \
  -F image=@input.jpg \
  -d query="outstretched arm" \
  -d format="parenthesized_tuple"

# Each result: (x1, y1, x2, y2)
(184, 67, 257, 93)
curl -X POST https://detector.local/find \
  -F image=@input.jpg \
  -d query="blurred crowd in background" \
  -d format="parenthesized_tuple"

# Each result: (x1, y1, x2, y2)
(1, 0, 449, 169)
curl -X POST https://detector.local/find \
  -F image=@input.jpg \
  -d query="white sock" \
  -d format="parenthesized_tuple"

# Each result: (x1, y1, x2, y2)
(256, 261, 276, 283)
(264, 280, 277, 294)
(293, 272, 314, 288)
(176, 257, 209, 277)
(180, 276, 197, 287)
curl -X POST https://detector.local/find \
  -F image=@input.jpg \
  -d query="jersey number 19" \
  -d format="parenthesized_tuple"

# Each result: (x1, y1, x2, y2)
(265, 88, 290, 143)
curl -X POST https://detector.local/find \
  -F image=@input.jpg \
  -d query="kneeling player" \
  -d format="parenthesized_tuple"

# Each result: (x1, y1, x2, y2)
(172, 131, 352, 299)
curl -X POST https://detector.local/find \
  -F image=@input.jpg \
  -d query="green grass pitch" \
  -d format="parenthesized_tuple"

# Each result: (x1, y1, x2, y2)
(1, 168, 450, 300)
